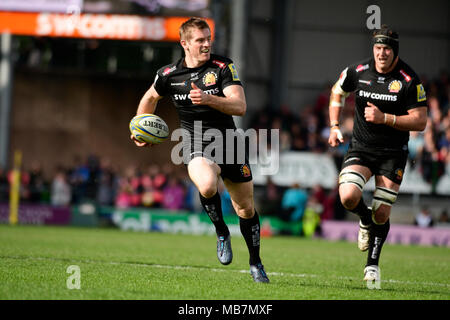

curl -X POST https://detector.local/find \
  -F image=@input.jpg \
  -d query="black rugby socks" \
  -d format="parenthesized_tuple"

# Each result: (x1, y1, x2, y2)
(350, 197, 372, 226)
(199, 191, 230, 237)
(239, 211, 262, 266)
(366, 219, 390, 266)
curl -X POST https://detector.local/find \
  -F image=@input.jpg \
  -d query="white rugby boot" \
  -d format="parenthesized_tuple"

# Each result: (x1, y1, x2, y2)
(363, 265, 380, 282)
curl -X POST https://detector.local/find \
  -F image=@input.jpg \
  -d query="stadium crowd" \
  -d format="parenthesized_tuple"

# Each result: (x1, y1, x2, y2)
(0, 71, 448, 226)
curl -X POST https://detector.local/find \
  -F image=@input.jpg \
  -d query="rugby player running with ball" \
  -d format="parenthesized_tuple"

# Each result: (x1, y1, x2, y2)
(131, 18, 269, 283)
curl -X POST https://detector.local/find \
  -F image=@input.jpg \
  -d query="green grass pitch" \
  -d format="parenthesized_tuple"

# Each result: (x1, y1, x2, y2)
(0, 224, 448, 300)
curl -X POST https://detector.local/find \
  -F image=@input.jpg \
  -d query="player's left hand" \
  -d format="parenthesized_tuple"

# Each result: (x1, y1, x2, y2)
(190, 83, 209, 105)
(364, 102, 384, 124)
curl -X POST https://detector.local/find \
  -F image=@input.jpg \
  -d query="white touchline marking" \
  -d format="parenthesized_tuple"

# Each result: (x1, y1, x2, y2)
(3, 255, 450, 289)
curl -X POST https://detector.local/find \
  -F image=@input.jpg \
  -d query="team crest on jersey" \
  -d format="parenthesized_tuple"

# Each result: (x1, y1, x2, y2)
(202, 72, 217, 87)
(240, 164, 251, 178)
(388, 80, 402, 93)
(417, 84, 426, 102)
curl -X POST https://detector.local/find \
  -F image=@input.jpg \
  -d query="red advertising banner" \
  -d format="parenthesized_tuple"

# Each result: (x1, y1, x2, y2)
(0, 12, 214, 42)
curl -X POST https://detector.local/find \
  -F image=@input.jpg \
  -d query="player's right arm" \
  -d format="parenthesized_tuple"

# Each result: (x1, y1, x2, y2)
(136, 84, 162, 115)
(131, 84, 163, 147)
(328, 84, 345, 147)
(328, 67, 354, 147)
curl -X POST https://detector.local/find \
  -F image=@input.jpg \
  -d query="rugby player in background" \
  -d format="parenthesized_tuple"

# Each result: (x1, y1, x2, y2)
(328, 25, 428, 284)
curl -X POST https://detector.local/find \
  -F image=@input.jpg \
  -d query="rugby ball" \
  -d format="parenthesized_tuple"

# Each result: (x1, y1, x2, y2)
(129, 114, 170, 145)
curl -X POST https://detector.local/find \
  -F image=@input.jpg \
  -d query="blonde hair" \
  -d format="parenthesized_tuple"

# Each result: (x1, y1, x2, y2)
(179, 17, 210, 41)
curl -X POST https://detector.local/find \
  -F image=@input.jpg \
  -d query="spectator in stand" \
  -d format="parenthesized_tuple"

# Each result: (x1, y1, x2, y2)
(14, 168, 30, 202)
(302, 194, 323, 237)
(162, 176, 185, 210)
(314, 83, 333, 128)
(310, 184, 327, 213)
(68, 155, 90, 204)
(258, 176, 281, 217)
(438, 210, 449, 224)
(278, 104, 295, 132)
(441, 109, 450, 134)
(85, 154, 101, 201)
(280, 183, 308, 222)
(138, 164, 162, 207)
(422, 118, 446, 187)
(250, 109, 271, 132)
(279, 130, 292, 153)
(115, 179, 133, 209)
(408, 131, 425, 169)
(414, 206, 434, 228)
(437, 126, 450, 164)
(96, 158, 117, 206)
(51, 169, 71, 206)
(290, 122, 306, 151)
(319, 186, 337, 221)
(114, 165, 141, 208)
(28, 161, 47, 203)
(152, 164, 168, 207)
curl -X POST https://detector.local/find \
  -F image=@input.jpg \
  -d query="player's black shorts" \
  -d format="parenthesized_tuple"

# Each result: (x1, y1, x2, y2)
(341, 139, 408, 185)
(184, 138, 253, 183)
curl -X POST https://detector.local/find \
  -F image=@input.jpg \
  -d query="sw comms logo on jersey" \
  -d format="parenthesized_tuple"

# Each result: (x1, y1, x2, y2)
(417, 84, 426, 102)
(359, 90, 397, 101)
(173, 88, 219, 101)
(202, 72, 217, 87)
(229, 63, 240, 81)
(388, 80, 402, 93)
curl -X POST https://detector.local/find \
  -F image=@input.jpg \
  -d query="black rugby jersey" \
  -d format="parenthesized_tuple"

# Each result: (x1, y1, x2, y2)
(339, 58, 427, 151)
(153, 54, 242, 134)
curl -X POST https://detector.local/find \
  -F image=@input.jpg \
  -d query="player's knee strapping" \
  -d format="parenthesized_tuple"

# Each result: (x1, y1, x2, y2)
(339, 169, 367, 192)
(371, 186, 398, 224)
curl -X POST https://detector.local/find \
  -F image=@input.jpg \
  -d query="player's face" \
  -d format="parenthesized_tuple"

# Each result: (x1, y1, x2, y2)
(184, 27, 212, 64)
(373, 44, 394, 71)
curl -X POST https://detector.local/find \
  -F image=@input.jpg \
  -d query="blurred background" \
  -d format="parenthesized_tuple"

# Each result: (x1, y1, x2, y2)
(0, 0, 449, 241)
